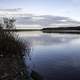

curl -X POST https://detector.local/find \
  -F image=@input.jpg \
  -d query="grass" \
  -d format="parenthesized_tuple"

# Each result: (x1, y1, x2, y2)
(0, 28, 29, 80)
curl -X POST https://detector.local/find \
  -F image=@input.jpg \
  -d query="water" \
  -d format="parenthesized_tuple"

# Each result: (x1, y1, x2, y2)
(18, 31, 80, 80)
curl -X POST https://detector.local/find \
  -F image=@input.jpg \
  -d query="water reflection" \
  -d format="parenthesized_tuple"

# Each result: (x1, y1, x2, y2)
(19, 31, 80, 45)
(19, 31, 80, 80)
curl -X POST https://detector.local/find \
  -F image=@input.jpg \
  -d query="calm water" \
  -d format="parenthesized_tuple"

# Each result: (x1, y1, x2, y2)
(18, 31, 80, 80)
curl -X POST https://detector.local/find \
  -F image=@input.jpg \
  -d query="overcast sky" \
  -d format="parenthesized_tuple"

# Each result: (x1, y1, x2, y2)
(0, 0, 80, 21)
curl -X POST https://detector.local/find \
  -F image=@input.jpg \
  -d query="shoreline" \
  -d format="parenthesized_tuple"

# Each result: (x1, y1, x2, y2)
(2, 29, 80, 34)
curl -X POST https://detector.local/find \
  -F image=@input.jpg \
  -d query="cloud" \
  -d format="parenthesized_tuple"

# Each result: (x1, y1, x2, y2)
(32, 16, 45, 21)
(0, 10, 79, 28)
(72, 0, 80, 2)
(0, 8, 22, 12)
(15, 14, 80, 28)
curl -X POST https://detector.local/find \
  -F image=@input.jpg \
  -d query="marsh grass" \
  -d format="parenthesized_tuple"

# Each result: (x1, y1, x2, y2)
(0, 28, 29, 80)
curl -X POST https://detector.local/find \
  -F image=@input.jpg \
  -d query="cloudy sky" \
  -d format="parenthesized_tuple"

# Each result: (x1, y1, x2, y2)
(0, 0, 80, 21)
(0, 0, 80, 29)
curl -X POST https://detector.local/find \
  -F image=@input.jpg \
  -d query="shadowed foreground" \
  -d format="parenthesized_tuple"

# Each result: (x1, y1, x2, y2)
(0, 29, 29, 80)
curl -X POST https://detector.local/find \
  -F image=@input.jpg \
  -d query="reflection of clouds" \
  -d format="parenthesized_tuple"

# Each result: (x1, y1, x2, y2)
(19, 32, 80, 46)
(21, 32, 80, 79)
(70, 38, 80, 44)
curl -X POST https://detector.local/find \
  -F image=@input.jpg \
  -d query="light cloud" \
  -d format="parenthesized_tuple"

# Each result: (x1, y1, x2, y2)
(15, 14, 80, 28)
(32, 16, 45, 21)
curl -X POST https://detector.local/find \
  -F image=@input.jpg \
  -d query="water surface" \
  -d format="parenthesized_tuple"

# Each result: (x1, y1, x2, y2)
(18, 31, 80, 80)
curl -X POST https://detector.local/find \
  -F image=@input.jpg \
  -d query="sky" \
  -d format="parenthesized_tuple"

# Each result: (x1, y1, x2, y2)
(0, 0, 80, 21)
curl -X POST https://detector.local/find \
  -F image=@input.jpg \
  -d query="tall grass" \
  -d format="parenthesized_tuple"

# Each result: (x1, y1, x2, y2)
(0, 28, 30, 80)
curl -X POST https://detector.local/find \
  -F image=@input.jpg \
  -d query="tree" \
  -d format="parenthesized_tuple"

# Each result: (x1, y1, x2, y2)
(3, 17, 16, 29)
